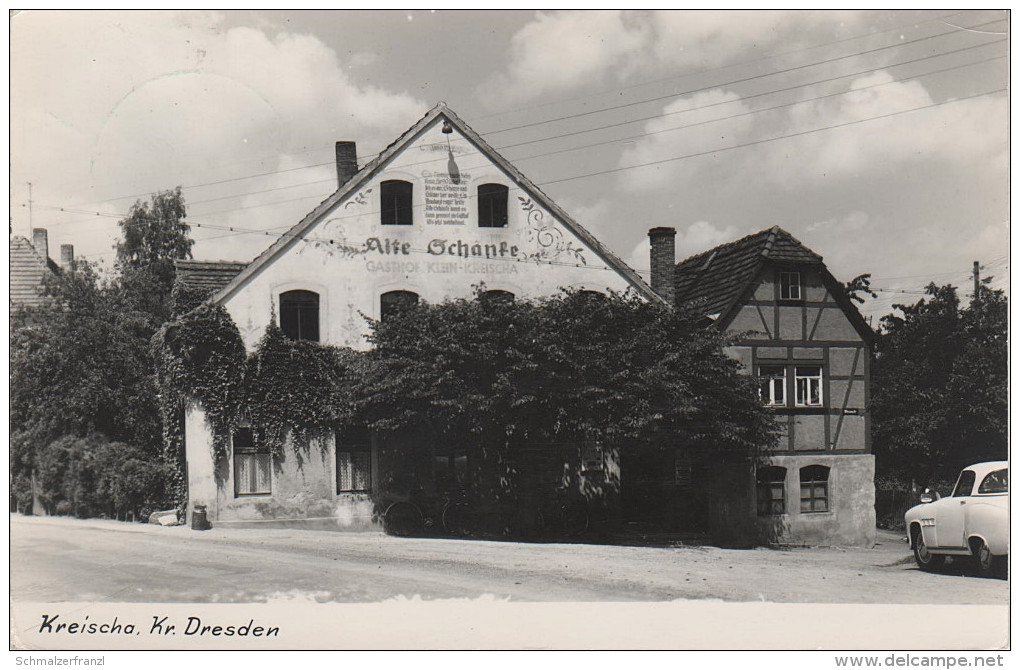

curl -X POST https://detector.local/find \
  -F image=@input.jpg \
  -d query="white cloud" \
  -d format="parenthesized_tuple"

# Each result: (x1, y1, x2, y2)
(625, 219, 738, 273)
(616, 89, 754, 191)
(11, 11, 426, 262)
(649, 10, 867, 69)
(480, 10, 869, 106)
(479, 10, 650, 105)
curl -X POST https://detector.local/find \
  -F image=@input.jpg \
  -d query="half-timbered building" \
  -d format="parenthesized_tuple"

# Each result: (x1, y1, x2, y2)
(648, 225, 876, 546)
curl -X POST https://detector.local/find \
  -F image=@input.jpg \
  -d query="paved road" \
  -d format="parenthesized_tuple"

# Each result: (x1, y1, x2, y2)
(10, 514, 1008, 604)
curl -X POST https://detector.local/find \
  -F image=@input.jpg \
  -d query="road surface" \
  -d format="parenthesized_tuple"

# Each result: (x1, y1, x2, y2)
(10, 514, 1008, 604)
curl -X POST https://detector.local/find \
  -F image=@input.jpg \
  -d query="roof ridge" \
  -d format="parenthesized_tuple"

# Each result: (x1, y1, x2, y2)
(761, 225, 781, 258)
(675, 227, 773, 269)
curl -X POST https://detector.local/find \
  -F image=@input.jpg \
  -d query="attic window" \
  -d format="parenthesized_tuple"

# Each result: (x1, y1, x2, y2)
(381, 180, 413, 226)
(779, 272, 802, 301)
(478, 183, 508, 228)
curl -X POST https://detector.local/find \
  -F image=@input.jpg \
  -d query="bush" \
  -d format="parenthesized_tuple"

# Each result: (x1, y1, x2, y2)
(31, 434, 175, 520)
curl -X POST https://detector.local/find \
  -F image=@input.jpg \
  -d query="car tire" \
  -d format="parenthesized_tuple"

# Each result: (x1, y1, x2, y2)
(913, 527, 945, 572)
(971, 539, 1004, 578)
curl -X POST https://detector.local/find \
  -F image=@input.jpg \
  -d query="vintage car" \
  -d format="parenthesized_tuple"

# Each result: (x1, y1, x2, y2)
(905, 461, 1008, 576)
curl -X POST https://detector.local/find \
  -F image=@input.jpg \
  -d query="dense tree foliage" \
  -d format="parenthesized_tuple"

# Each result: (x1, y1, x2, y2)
(871, 281, 1007, 487)
(116, 187, 192, 325)
(358, 289, 778, 461)
(11, 188, 193, 518)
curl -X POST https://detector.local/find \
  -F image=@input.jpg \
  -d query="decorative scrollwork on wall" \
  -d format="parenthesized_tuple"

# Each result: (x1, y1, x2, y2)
(297, 216, 368, 264)
(343, 188, 372, 210)
(518, 196, 587, 265)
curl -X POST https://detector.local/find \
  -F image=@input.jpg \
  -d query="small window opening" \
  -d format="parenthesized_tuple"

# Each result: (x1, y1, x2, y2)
(478, 183, 509, 228)
(280, 290, 320, 342)
(381, 180, 413, 226)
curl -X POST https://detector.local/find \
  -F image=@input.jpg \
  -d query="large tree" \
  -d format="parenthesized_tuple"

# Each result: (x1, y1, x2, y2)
(871, 280, 1007, 486)
(115, 187, 193, 325)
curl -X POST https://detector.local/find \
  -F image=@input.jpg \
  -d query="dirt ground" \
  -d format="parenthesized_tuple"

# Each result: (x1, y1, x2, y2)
(9, 514, 1009, 604)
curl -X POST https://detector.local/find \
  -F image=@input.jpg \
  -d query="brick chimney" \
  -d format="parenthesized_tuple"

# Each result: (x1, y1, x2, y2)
(60, 244, 74, 270)
(648, 226, 677, 305)
(335, 141, 358, 188)
(32, 228, 49, 261)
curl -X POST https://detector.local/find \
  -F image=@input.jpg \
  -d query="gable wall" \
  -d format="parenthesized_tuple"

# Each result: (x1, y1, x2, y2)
(221, 118, 633, 350)
(725, 265, 870, 454)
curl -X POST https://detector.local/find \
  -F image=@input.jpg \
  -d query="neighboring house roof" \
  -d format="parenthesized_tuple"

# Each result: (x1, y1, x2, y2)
(210, 102, 661, 305)
(674, 225, 874, 342)
(175, 259, 249, 295)
(10, 235, 59, 308)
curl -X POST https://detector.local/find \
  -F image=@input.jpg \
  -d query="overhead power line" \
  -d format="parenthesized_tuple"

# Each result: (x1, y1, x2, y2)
(58, 15, 1005, 211)
(34, 85, 1006, 249)
(38, 39, 1006, 229)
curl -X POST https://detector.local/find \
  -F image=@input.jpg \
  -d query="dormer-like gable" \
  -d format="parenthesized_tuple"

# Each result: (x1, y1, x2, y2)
(205, 103, 659, 350)
(672, 226, 874, 344)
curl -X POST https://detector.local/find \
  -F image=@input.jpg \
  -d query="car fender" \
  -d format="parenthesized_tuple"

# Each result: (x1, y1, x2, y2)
(967, 499, 1009, 555)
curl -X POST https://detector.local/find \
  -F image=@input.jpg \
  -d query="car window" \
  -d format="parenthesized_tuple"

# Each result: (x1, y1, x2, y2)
(977, 469, 1008, 494)
(952, 470, 977, 497)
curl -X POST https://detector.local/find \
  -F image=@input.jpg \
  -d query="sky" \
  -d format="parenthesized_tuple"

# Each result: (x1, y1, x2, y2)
(9, 9, 1009, 320)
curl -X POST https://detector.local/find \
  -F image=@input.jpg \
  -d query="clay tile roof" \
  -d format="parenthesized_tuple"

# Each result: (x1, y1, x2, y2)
(10, 235, 58, 308)
(674, 226, 822, 316)
(174, 259, 249, 294)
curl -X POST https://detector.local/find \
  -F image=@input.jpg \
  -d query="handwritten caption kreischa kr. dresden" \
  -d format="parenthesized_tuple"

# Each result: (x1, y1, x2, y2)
(37, 614, 279, 638)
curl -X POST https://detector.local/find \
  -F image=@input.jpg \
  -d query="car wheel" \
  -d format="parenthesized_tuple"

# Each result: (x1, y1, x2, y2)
(913, 528, 945, 572)
(971, 539, 1003, 578)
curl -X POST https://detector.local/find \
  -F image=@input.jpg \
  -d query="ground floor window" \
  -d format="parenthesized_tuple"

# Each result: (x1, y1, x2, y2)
(435, 452, 469, 491)
(756, 466, 786, 515)
(337, 428, 372, 493)
(233, 426, 271, 496)
(799, 464, 830, 513)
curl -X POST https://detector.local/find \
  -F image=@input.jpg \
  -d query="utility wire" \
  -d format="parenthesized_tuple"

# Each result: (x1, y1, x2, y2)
(481, 18, 1007, 136)
(39, 41, 1006, 229)
(57, 15, 1005, 210)
(34, 86, 1006, 250)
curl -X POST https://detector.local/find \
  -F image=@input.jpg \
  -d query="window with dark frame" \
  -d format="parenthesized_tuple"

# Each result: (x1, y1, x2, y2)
(336, 427, 371, 494)
(779, 271, 802, 301)
(380, 290, 419, 320)
(757, 466, 787, 516)
(233, 426, 271, 496)
(758, 365, 786, 406)
(479, 289, 515, 304)
(799, 465, 829, 513)
(381, 179, 413, 226)
(435, 452, 469, 492)
(580, 443, 604, 474)
(279, 290, 320, 342)
(477, 183, 509, 228)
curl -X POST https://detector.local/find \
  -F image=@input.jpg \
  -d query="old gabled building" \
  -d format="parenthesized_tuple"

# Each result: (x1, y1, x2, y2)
(648, 225, 876, 547)
(180, 103, 657, 530)
(10, 228, 74, 308)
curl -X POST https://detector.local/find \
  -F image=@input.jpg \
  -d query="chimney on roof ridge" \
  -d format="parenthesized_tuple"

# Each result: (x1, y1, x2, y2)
(648, 226, 676, 306)
(32, 228, 49, 262)
(335, 141, 358, 189)
(60, 244, 74, 270)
